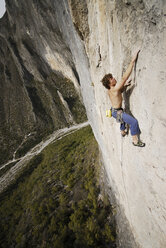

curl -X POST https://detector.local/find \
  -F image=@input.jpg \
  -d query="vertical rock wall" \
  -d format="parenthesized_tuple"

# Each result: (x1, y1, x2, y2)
(68, 0, 166, 247)
(0, 0, 87, 165)
(0, 0, 166, 247)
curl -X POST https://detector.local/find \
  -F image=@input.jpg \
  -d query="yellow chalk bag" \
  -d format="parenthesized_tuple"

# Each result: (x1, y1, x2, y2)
(106, 109, 112, 118)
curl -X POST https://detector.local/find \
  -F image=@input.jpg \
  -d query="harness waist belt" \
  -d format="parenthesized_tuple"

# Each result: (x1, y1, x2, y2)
(111, 107, 124, 123)
(111, 107, 123, 112)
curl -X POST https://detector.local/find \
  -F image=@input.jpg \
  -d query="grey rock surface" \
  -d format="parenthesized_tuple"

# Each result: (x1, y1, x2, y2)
(71, 1, 166, 247)
(0, 0, 87, 165)
(0, 0, 166, 247)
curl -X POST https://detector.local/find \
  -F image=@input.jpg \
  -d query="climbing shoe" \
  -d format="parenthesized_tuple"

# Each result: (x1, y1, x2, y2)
(132, 140, 145, 147)
(121, 130, 128, 137)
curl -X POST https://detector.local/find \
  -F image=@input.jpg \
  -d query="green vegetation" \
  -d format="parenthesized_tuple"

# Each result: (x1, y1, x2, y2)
(0, 126, 116, 248)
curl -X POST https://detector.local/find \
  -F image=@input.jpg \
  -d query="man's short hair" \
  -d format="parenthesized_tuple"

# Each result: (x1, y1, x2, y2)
(101, 73, 112, 89)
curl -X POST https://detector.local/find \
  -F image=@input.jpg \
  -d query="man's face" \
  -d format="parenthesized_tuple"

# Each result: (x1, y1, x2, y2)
(109, 77, 117, 87)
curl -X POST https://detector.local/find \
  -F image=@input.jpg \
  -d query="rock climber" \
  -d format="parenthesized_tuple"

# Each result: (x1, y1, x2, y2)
(101, 50, 145, 147)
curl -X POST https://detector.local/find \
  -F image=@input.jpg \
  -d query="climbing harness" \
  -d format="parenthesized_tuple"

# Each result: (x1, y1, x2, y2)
(111, 107, 124, 123)
(116, 110, 123, 123)
(106, 107, 124, 123)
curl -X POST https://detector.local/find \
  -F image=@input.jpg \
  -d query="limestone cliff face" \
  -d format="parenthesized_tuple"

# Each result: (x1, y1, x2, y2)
(0, 0, 166, 247)
(68, 1, 166, 247)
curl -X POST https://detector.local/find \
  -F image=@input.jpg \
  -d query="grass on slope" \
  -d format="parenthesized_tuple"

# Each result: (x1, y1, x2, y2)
(0, 125, 116, 248)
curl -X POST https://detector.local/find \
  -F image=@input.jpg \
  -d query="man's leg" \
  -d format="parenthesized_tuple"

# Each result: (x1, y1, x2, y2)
(120, 122, 127, 136)
(120, 122, 126, 131)
(122, 112, 140, 135)
(121, 112, 141, 144)
(112, 111, 127, 136)
(112, 111, 145, 146)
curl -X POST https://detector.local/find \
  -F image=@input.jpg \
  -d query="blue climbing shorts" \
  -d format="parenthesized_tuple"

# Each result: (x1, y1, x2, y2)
(111, 109, 140, 136)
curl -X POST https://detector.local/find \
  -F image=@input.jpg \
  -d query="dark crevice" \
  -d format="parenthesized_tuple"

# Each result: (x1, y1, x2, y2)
(5, 65, 11, 80)
(26, 86, 52, 124)
(71, 66, 80, 85)
(97, 45, 102, 68)
(0, 61, 4, 74)
(8, 37, 34, 82)
(22, 39, 38, 57)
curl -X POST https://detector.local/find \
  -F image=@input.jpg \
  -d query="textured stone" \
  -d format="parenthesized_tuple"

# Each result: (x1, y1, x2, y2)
(72, 1, 166, 247)
(0, 0, 87, 164)
(0, 0, 166, 247)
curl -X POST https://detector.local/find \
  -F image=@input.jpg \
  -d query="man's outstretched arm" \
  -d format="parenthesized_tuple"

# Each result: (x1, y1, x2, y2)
(121, 80, 132, 92)
(115, 50, 140, 90)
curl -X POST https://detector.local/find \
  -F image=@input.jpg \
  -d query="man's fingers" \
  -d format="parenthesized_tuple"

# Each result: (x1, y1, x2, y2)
(132, 50, 140, 62)
(135, 49, 140, 56)
(126, 80, 132, 85)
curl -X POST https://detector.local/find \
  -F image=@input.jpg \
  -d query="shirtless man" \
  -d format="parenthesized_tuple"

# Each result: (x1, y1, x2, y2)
(101, 50, 145, 147)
